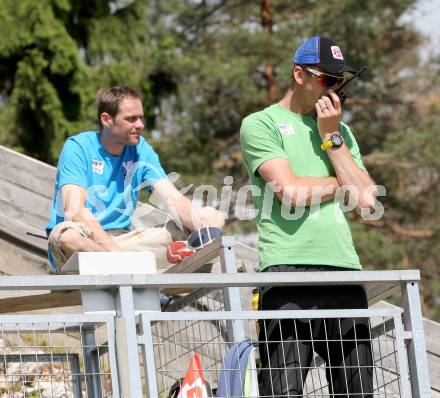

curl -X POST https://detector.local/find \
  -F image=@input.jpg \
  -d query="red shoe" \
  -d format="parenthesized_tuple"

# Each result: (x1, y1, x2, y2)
(166, 241, 196, 264)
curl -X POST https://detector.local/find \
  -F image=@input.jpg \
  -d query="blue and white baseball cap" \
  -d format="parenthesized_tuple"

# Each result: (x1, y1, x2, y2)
(294, 36, 358, 75)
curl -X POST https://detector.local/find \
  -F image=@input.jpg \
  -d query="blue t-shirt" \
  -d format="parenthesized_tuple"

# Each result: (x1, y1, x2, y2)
(46, 131, 166, 236)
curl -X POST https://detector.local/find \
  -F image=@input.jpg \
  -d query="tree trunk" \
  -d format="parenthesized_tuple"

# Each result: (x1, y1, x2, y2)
(261, 0, 277, 103)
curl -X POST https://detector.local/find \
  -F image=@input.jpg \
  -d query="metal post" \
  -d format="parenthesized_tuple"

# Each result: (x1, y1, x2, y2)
(219, 236, 245, 342)
(402, 281, 431, 397)
(138, 286, 161, 397)
(105, 317, 121, 398)
(139, 314, 160, 397)
(81, 327, 102, 398)
(115, 286, 144, 398)
(68, 354, 83, 398)
(392, 313, 411, 398)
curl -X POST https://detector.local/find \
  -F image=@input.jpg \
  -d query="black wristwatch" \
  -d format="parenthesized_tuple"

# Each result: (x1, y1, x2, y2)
(321, 133, 344, 151)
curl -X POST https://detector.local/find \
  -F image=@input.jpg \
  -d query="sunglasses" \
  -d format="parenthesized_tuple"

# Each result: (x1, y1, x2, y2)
(187, 227, 223, 250)
(306, 68, 345, 88)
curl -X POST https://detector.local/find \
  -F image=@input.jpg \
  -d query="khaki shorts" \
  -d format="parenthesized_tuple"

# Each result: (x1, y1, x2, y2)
(48, 221, 173, 270)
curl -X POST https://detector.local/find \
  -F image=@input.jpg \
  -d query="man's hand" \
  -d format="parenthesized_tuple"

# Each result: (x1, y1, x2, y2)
(193, 206, 225, 229)
(152, 179, 225, 231)
(61, 184, 122, 251)
(314, 92, 379, 211)
(315, 90, 342, 137)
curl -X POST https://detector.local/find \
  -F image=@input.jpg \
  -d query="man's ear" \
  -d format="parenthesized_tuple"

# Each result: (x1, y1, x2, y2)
(293, 65, 306, 86)
(100, 112, 113, 128)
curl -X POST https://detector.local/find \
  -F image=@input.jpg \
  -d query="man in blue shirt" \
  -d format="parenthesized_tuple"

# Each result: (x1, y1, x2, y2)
(46, 86, 224, 269)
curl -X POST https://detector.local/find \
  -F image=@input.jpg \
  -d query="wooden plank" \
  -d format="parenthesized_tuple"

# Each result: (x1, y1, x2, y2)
(0, 237, 49, 276)
(0, 179, 51, 226)
(428, 352, 440, 393)
(0, 147, 54, 200)
(0, 285, 202, 312)
(423, 318, 440, 353)
(160, 263, 213, 295)
(235, 241, 258, 261)
(0, 200, 48, 232)
(0, 145, 55, 198)
(415, 317, 440, 392)
(0, 290, 81, 313)
(0, 214, 48, 255)
(365, 282, 401, 306)
(373, 301, 440, 393)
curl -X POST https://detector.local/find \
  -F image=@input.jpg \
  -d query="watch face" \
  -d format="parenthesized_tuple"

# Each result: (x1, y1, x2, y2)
(331, 134, 343, 147)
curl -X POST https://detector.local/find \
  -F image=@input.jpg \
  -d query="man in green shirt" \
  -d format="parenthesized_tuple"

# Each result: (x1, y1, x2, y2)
(240, 36, 377, 397)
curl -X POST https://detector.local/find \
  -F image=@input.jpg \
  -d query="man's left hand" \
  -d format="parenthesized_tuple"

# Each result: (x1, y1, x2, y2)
(315, 90, 342, 138)
(194, 206, 225, 229)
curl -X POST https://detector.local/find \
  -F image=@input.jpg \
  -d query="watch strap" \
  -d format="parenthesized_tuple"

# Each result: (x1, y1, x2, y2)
(321, 139, 333, 151)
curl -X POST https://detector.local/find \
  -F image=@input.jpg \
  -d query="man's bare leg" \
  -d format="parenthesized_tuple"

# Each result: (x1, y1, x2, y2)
(59, 228, 105, 260)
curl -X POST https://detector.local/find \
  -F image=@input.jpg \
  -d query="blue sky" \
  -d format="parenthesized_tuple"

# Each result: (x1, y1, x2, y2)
(405, 0, 440, 55)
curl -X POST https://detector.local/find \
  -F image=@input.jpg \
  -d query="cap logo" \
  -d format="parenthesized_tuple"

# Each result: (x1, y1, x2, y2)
(331, 46, 344, 60)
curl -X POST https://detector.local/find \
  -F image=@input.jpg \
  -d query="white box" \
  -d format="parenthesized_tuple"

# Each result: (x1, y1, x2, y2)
(62, 251, 156, 274)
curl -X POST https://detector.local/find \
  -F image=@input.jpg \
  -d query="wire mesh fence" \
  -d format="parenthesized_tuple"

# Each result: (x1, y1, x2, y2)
(140, 309, 410, 398)
(0, 269, 429, 397)
(138, 288, 227, 397)
(0, 315, 117, 398)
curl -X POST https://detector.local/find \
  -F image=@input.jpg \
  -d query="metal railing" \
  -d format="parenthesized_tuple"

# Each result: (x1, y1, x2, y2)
(0, 236, 431, 397)
(0, 314, 118, 397)
(139, 309, 408, 397)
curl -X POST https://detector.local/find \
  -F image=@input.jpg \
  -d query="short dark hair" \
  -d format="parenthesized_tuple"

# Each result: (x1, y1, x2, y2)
(294, 64, 318, 72)
(96, 86, 142, 129)
(291, 64, 318, 87)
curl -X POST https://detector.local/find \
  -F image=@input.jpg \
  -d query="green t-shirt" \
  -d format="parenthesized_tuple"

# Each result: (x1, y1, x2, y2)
(240, 103, 366, 271)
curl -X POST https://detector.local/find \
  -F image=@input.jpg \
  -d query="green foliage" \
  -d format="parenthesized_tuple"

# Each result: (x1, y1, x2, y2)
(0, 0, 176, 162)
(0, 1, 88, 160)
(0, 0, 438, 319)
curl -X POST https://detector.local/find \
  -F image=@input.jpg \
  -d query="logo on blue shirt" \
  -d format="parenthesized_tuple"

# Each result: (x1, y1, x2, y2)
(92, 159, 104, 175)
